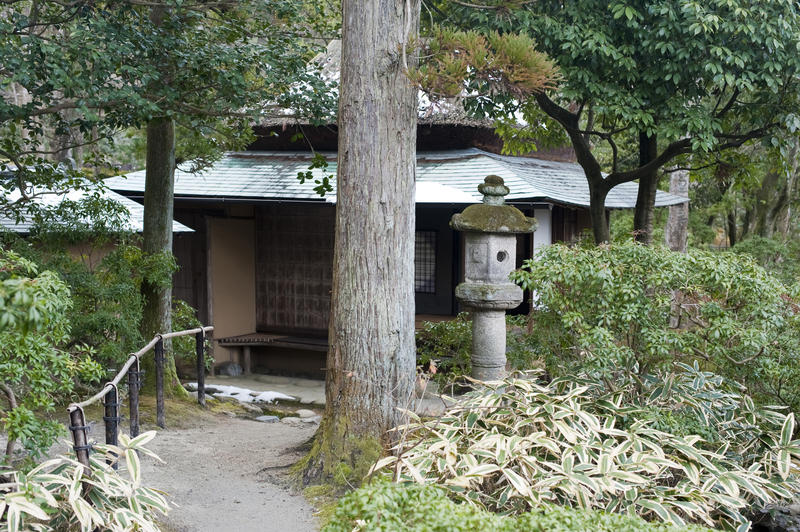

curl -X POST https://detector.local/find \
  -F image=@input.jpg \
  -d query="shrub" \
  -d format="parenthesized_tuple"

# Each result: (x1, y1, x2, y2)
(173, 299, 212, 375)
(0, 250, 102, 463)
(25, 241, 176, 368)
(415, 314, 541, 386)
(510, 242, 800, 412)
(375, 371, 800, 530)
(324, 482, 710, 532)
(732, 236, 800, 286)
(0, 431, 169, 531)
(416, 313, 472, 382)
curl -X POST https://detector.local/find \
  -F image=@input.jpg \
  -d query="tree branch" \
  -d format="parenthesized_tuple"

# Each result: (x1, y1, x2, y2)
(535, 92, 605, 184)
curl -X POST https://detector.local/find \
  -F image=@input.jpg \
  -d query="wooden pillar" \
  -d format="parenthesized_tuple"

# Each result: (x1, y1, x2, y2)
(242, 346, 252, 375)
(155, 336, 165, 428)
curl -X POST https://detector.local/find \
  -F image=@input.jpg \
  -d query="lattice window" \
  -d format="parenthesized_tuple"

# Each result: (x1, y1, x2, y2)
(415, 231, 436, 293)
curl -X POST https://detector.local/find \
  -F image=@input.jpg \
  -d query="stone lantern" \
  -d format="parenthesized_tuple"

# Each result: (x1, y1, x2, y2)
(451, 175, 537, 381)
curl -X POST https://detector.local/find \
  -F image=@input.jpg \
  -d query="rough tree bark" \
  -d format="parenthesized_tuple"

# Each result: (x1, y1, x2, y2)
(664, 167, 689, 252)
(139, 4, 185, 397)
(140, 117, 185, 397)
(299, 0, 419, 484)
(633, 133, 659, 244)
(753, 142, 799, 238)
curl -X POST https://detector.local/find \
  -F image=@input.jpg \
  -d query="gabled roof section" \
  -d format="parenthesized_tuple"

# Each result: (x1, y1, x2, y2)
(0, 188, 192, 234)
(105, 148, 688, 209)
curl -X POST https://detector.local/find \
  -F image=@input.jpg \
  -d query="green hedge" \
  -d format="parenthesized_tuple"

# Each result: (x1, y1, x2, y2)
(324, 482, 712, 532)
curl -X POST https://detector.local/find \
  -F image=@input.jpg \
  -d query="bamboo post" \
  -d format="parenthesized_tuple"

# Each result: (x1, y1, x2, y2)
(155, 336, 165, 428)
(196, 330, 206, 407)
(128, 357, 141, 438)
(68, 407, 91, 469)
(103, 383, 120, 468)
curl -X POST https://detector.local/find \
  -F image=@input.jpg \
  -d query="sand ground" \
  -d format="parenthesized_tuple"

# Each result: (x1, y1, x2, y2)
(143, 415, 319, 532)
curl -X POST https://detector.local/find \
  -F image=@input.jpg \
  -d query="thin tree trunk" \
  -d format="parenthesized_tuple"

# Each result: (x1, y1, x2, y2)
(664, 167, 689, 252)
(299, 0, 419, 485)
(633, 133, 659, 244)
(140, 117, 185, 397)
(589, 181, 611, 243)
(741, 207, 753, 240)
(727, 209, 738, 247)
(777, 143, 799, 237)
(139, 4, 185, 398)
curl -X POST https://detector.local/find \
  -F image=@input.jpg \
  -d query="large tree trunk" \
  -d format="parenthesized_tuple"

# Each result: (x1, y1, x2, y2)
(664, 168, 689, 252)
(589, 181, 611, 244)
(633, 133, 659, 244)
(753, 170, 780, 238)
(299, 0, 419, 485)
(140, 117, 185, 397)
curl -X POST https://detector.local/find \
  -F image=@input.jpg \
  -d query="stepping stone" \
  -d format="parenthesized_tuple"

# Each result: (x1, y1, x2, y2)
(256, 415, 279, 423)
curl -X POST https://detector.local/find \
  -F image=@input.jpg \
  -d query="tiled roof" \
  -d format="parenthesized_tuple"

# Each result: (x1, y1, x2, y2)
(105, 148, 688, 209)
(0, 188, 192, 234)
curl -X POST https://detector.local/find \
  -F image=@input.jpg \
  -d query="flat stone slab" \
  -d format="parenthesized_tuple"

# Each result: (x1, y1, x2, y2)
(255, 415, 280, 423)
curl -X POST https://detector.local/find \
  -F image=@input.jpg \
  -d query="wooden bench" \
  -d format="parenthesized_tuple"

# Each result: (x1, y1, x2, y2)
(218, 316, 454, 374)
(216, 332, 329, 375)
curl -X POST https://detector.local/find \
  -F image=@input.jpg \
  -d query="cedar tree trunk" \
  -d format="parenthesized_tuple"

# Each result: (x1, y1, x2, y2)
(664, 167, 689, 252)
(633, 133, 659, 244)
(299, 0, 419, 485)
(140, 117, 185, 397)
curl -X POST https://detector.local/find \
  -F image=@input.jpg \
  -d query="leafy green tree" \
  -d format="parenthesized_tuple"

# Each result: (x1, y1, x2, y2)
(2, 0, 335, 394)
(435, 0, 800, 243)
(129, 0, 333, 394)
(0, 250, 101, 463)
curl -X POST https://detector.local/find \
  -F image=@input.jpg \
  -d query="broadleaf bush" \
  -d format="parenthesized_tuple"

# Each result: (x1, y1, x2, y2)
(0, 250, 102, 463)
(0, 431, 168, 531)
(375, 370, 800, 530)
(324, 481, 710, 532)
(416, 313, 540, 387)
(510, 242, 800, 413)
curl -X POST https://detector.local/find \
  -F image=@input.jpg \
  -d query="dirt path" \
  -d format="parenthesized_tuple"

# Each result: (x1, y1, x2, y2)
(141, 416, 319, 532)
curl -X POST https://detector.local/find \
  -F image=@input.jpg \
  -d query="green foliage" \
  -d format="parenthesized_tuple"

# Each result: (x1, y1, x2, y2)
(511, 242, 800, 413)
(172, 299, 211, 372)
(324, 482, 710, 532)
(0, 431, 169, 531)
(1, 0, 335, 220)
(375, 371, 800, 530)
(0, 250, 101, 462)
(7, 231, 177, 370)
(439, 0, 800, 157)
(296, 152, 335, 196)
(733, 237, 800, 286)
(610, 208, 669, 245)
(415, 314, 541, 386)
(409, 27, 559, 99)
(416, 314, 473, 381)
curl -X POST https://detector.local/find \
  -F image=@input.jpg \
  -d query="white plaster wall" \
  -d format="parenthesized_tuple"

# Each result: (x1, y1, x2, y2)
(532, 207, 552, 257)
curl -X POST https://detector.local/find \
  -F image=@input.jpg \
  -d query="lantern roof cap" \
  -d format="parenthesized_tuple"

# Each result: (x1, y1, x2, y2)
(451, 176, 537, 234)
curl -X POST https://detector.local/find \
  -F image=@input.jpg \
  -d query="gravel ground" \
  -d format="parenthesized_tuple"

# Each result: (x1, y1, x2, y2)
(142, 416, 319, 532)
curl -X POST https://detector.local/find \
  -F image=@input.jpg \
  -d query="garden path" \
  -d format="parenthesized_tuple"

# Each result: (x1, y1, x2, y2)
(142, 415, 318, 532)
